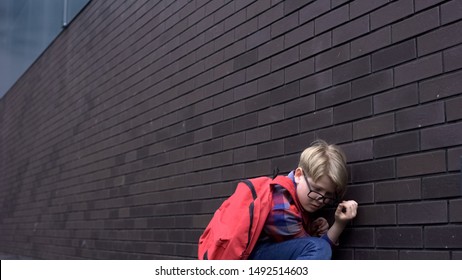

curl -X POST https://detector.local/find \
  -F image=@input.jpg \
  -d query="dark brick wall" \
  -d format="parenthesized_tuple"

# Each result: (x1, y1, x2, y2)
(1, 0, 461, 259)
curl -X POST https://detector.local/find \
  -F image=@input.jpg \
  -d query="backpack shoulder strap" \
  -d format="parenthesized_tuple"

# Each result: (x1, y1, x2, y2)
(271, 175, 296, 194)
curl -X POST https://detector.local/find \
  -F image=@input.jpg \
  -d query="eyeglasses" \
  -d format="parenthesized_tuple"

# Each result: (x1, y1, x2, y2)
(302, 171, 336, 206)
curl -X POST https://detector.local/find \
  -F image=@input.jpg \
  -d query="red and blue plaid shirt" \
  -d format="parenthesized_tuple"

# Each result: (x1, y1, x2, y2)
(258, 171, 335, 246)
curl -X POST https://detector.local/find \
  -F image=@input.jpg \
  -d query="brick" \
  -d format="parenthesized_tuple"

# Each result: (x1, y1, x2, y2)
(333, 56, 371, 84)
(399, 250, 450, 260)
(355, 249, 398, 260)
(415, 0, 446, 11)
(417, 20, 462, 56)
(223, 100, 246, 119)
(185, 143, 204, 158)
(420, 70, 462, 102)
(353, 113, 395, 140)
(284, 21, 315, 48)
(350, 159, 395, 183)
(194, 126, 212, 143)
(316, 123, 353, 144)
(271, 118, 299, 140)
(233, 113, 258, 132)
(283, 132, 316, 154)
(441, 0, 462, 24)
(444, 44, 462, 72)
(245, 125, 271, 145)
(340, 228, 375, 247)
(234, 81, 258, 101)
(257, 3, 284, 28)
(373, 84, 418, 114)
(370, 0, 414, 30)
(257, 70, 284, 92)
(212, 120, 233, 138)
(315, 45, 350, 71)
(213, 90, 234, 109)
(245, 92, 270, 112)
(215, 60, 234, 80)
(315, 83, 351, 109)
(351, 27, 391, 58)
(258, 36, 284, 60)
(333, 15, 369, 45)
(269, 81, 299, 105)
(397, 151, 446, 177)
(299, 0, 330, 24)
(222, 164, 245, 181)
(246, 59, 271, 82)
(425, 226, 462, 248)
(233, 146, 257, 163)
(372, 39, 417, 71)
(398, 201, 447, 224)
(454, 251, 462, 260)
(376, 227, 423, 248)
(334, 97, 372, 124)
(449, 199, 462, 222)
(271, 154, 299, 174)
(233, 49, 258, 71)
(285, 58, 315, 83)
(374, 131, 419, 158)
(224, 8, 245, 32)
(375, 179, 421, 202)
(224, 69, 246, 90)
(235, 17, 258, 41)
(257, 140, 284, 159)
(300, 70, 333, 95)
(343, 183, 374, 203)
(271, 46, 299, 71)
(391, 7, 439, 43)
(246, 27, 271, 50)
(448, 147, 462, 171)
(246, 0, 271, 20)
(353, 204, 396, 226)
(300, 32, 332, 59)
(396, 102, 445, 131)
(352, 70, 393, 99)
(350, 0, 388, 18)
(421, 122, 462, 150)
(245, 159, 272, 178)
(284, 94, 315, 118)
(341, 140, 373, 163)
(223, 132, 245, 150)
(282, 0, 305, 15)
(258, 104, 285, 125)
(271, 13, 298, 38)
(211, 151, 233, 167)
(423, 174, 462, 199)
(394, 53, 443, 86)
(314, 5, 349, 34)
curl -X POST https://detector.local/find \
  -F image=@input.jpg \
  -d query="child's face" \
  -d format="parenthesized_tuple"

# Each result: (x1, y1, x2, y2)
(294, 167, 336, 213)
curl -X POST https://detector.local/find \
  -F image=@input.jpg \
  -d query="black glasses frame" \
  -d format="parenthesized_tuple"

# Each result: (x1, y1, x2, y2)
(302, 171, 337, 206)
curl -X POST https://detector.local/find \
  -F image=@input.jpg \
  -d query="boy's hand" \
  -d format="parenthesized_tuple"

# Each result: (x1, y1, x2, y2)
(335, 200, 358, 225)
(310, 217, 329, 236)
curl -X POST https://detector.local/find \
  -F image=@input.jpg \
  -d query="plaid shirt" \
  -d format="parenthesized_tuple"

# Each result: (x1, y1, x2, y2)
(259, 179, 310, 242)
(259, 172, 335, 246)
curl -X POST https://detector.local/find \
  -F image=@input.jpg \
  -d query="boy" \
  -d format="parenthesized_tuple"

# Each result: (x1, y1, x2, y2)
(248, 140, 358, 260)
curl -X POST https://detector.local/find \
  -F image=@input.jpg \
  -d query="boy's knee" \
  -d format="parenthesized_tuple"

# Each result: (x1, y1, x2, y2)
(317, 238, 332, 259)
(302, 238, 331, 260)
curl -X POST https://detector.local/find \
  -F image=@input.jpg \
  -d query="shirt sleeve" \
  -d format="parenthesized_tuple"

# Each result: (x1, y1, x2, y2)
(263, 186, 309, 242)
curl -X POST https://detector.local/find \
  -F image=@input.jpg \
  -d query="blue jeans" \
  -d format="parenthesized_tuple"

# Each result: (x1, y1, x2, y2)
(249, 237, 332, 260)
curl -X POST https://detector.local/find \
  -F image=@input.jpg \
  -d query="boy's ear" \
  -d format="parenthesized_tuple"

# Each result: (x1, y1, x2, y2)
(294, 167, 302, 184)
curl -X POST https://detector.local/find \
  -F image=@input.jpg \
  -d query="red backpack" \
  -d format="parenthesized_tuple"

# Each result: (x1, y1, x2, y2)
(198, 175, 296, 260)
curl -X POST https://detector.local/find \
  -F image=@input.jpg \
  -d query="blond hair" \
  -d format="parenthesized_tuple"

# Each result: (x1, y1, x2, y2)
(298, 140, 348, 198)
